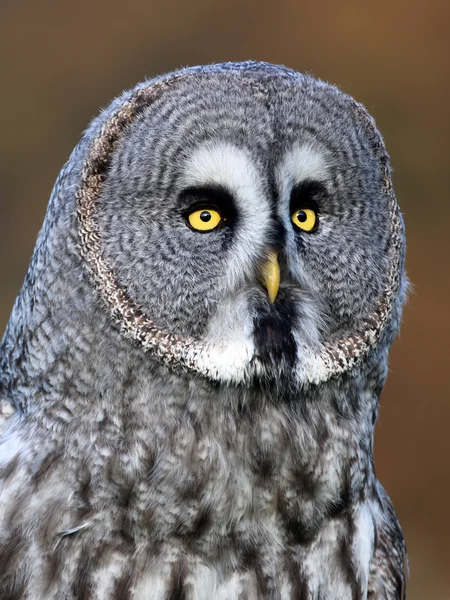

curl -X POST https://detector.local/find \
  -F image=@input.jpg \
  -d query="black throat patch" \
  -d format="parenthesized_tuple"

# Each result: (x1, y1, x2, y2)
(253, 299, 297, 369)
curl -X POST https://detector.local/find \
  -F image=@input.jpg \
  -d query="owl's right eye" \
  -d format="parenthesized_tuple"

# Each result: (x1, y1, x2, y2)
(187, 207, 223, 232)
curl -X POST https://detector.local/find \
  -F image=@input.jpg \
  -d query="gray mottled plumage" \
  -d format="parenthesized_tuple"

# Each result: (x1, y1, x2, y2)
(0, 62, 407, 599)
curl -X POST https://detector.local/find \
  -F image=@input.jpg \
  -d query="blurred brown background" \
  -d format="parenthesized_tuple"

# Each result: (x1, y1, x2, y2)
(0, 0, 449, 597)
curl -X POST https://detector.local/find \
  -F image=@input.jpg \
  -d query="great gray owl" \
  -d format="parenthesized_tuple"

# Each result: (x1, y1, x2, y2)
(0, 61, 407, 599)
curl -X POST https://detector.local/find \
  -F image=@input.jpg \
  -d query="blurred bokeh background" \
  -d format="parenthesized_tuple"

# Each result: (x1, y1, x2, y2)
(0, 1, 448, 596)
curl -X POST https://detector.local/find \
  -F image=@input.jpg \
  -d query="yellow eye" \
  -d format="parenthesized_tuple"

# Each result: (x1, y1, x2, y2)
(291, 208, 317, 232)
(187, 208, 222, 231)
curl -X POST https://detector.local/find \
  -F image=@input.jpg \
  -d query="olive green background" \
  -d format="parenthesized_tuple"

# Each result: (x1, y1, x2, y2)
(0, 1, 449, 597)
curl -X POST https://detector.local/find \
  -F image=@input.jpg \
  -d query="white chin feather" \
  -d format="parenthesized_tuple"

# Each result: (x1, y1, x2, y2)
(196, 339, 255, 384)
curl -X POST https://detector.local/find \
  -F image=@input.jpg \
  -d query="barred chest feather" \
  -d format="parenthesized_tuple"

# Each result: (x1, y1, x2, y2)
(0, 377, 383, 600)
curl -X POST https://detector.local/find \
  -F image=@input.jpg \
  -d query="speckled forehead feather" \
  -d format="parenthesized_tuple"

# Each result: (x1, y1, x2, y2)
(76, 66, 404, 384)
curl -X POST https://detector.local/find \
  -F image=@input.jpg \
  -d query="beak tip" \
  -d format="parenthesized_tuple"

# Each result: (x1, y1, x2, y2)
(268, 289, 277, 304)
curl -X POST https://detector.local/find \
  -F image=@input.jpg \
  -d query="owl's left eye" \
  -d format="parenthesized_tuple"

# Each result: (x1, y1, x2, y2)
(187, 207, 223, 232)
(291, 208, 318, 232)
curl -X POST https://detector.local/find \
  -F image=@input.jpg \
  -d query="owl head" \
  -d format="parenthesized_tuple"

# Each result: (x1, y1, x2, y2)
(2, 62, 407, 401)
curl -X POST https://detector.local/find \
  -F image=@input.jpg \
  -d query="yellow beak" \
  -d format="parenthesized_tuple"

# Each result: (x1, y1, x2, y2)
(260, 250, 280, 303)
